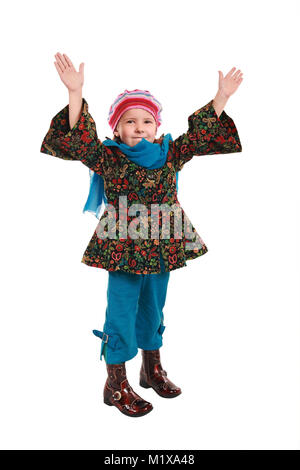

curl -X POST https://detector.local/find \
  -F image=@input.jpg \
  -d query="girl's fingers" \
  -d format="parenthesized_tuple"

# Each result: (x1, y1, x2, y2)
(233, 69, 241, 79)
(54, 62, 62, 75)
(54, 59, 64, 75)
(224, 68, 243, 82)
(55, 52, 67, 70)
(63, 53, 74, 69)
(226, 67, 236, 78)
(54, 53, 64, 71)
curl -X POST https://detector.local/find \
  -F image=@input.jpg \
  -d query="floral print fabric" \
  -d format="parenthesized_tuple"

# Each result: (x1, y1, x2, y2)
(40, 98, 242, 274)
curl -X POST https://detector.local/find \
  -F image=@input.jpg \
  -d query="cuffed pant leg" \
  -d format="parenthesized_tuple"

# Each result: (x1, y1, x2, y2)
(94, 271, 143, 364)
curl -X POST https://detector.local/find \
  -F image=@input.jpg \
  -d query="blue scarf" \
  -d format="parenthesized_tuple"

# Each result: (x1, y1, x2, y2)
(82, 133, 178, 219)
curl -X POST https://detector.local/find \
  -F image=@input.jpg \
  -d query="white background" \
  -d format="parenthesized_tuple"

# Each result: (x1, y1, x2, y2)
(1, 0, 299, 450)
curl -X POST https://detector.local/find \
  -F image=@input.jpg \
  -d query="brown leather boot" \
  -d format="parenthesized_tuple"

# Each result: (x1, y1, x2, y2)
(139, 349, 182, 398)
(103, 362, 153, 417)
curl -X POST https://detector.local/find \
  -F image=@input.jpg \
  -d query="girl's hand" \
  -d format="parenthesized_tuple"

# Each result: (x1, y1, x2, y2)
(54, 52, 84, 92)
(217, 67, 243, 99)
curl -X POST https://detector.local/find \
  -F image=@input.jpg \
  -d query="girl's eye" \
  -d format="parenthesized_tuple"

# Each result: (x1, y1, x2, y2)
(127, 120, 152, 123)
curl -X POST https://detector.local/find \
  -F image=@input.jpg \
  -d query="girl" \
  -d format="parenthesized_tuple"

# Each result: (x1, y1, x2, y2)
(40, 52, 243, 418)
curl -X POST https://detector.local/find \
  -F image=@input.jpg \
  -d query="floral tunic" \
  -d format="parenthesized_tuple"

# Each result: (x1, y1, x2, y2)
(40, 97, 242, 274)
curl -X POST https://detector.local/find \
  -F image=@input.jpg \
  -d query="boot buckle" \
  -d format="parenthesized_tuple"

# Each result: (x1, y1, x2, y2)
(112, 391, 122, 401)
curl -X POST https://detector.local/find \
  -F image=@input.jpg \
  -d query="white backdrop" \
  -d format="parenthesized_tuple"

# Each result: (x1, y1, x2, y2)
(1, 0, 299, 450)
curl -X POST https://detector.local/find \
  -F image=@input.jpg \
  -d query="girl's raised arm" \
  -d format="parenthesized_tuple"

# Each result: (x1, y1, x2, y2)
(40, 52, 107, 176)
(54, 52, 84, 129)
(171, 67, 243, 172)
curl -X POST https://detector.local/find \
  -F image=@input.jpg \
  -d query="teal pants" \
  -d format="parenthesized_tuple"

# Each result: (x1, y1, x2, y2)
(93, 251, 170, 364)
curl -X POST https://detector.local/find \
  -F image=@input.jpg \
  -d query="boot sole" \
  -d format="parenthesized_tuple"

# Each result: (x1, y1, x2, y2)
(140, 379, 182, 398)
(104, 397, 153, 417)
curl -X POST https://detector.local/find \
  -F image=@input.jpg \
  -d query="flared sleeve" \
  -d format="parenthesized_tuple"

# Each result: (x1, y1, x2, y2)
(40, 97, 106, 175)
(171, 99, 242, 172)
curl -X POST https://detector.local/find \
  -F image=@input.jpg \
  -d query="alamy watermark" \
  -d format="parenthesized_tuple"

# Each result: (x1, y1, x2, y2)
(95, 196, 204, 251)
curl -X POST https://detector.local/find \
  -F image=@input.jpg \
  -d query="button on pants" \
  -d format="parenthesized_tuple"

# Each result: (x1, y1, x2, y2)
(93, 251, 170, 364)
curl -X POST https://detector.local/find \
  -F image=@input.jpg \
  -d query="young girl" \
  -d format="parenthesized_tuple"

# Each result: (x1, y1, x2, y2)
(40, 52, 243, 418)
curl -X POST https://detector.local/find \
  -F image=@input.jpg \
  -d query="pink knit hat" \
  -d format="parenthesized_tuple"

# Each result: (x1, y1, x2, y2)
(108, 89, 162, 132)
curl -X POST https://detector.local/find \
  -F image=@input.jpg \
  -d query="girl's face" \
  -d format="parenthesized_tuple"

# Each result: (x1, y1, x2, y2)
(113, 108, 157, 147)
